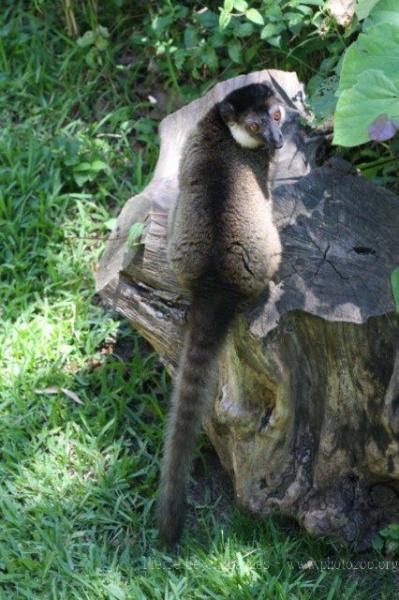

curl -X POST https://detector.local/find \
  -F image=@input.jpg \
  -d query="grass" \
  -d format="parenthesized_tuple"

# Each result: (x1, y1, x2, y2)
(0, 3, 398, 599)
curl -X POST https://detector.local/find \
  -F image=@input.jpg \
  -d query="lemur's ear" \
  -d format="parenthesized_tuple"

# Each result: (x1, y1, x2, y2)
(219, 101, 235, 123)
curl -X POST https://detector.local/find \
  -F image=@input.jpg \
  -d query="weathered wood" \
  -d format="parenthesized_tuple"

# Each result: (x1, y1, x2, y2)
(95, 70, 399, 548)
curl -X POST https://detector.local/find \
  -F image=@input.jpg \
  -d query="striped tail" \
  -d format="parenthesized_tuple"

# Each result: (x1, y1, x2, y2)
(157, 289, 239, 547)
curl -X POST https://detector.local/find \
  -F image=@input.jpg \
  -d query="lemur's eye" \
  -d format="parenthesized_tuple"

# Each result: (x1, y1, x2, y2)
(248, 122, 260, 133)
(273, 110, 281, 122)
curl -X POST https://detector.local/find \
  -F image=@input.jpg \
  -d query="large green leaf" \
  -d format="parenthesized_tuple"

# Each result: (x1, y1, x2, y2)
(333, 21, 399, 146)
(334, 69, 399, 145)
(355, 0, 380, 20)
(337, 23, 399, 92)
(363, 0, 399, 29)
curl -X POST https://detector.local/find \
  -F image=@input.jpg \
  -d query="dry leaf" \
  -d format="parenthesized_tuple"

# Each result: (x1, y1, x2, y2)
(35, 386, 60, 395)
(34, 386, 83, 405)
(328, 0, 356, 26)
(61, 388, 83, 405)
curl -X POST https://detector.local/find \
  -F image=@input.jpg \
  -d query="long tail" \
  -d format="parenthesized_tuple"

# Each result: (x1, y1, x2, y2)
(157, 288, 239, 547)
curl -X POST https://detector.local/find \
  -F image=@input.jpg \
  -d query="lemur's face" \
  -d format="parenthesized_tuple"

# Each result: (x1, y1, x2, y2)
(219, 84, 286, 151)
(239, 102, 285, 149)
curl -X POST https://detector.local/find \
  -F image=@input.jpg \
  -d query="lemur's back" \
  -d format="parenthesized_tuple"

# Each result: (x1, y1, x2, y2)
(168, 109, 281, 296)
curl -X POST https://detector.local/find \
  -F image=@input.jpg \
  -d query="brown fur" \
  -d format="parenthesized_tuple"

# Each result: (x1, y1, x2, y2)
(158, 84, 283, 547)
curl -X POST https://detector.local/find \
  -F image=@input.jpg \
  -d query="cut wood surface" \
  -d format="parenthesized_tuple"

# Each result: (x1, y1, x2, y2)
(95, 70, 399, 548)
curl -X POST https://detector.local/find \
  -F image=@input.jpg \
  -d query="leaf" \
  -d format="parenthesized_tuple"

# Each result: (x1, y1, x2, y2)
(73, 160, 109, 186)
(127, 222, 145, 247)
(334, 22, 399, 146)
(386, 540, 399, 555)
(85, 46, 98, 68)
(224, 0, 234, 11)
(219, 10, 232, 29)
(338, 23, 399, 93)
(245, 8, 264, 25)
(104, 218, 117, 231)
(227, 40, 242, 63)
(380, 524, 399, 538)
(368, 113, 399, 141)
(35, 387, 60, 395)
(34, 387, 83, 404)
(266, 35, 283, 47)
(197, 9, 219, 28)
(184, 26, 198, 48)
(295, 4, 314, 16)
(264, 4, 284, 20)
(261, 23, 284, 39)
(334, 19, 399, 146)
(95, 36, 109, 51)
(355, 0, 380, 20)
(77, 30, 95, 48)
(202, 45, 218, 70)
(363, 0, 399, 29)
(235, 22, 254, 37)
(233, 0, 248, 10)
(152, 15, 173, 34)
(384, 524, 399, 539)
(334, 69, 399, 146)
(61, 388, 83, 405)
(105, 583, 126, 600)
(73, 172, 92, 187)
(285, 11, 305, 27)
(372, 535, 384, 551)
(391, 268, 399, 312)
(73, 161, 93, 172)
(89, 160, 109, 172)
(96, 26, 109, 39)
(308, 87, 338, 122)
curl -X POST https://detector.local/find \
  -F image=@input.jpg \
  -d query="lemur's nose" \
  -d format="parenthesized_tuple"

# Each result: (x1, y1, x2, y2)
(274, 134, 284, 149)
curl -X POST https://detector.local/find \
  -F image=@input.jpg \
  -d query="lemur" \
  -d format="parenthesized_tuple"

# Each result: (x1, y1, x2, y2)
(158, 83, 285, 547)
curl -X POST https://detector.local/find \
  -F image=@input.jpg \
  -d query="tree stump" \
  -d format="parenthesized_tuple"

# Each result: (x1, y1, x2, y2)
(95, 70, 399, 549)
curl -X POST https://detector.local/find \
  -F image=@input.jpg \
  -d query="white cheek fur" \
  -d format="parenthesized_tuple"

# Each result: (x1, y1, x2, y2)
(228, 122, 262, 149)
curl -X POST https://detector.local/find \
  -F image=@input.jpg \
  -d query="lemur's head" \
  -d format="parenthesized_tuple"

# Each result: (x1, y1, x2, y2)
(219, 83, 285, 150)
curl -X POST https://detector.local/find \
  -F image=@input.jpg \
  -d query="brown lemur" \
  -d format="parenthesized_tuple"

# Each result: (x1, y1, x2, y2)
(157, 83, 285, 547)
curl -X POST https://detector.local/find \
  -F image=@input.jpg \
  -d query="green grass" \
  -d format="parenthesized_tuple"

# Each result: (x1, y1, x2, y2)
(0, 3, 397, 599)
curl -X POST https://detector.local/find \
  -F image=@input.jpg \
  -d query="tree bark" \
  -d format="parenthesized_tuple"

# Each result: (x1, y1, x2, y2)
(95, 70, 399, 549)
